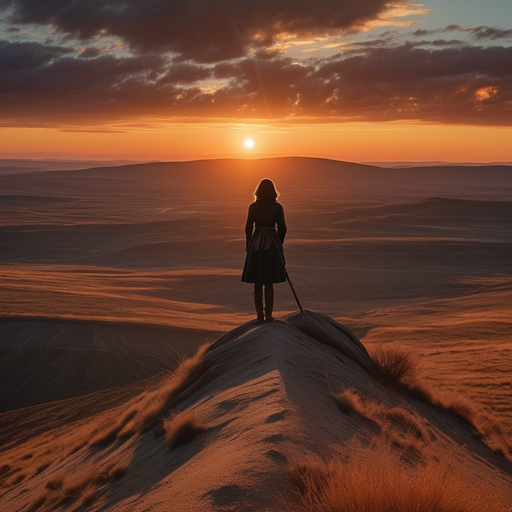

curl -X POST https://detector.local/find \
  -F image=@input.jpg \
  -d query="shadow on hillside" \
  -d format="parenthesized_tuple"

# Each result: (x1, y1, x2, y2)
(94, 418, 234, 511)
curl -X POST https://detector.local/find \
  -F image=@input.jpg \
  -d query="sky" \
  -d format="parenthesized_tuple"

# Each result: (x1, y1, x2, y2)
(0, 0, 511, 162)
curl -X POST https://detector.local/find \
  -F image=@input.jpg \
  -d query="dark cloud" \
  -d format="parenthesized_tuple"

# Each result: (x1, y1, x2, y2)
(0, 0, 397, 62)
(424, 39, 465, 47)
(0, 40, 73, 71)
(298, 45, 512, 124)
(445, 24, 462, 32)
(1, 2, 511, 128)
(412, 24, 512, 41)
(0, 41, 168, 110)
(1, 40, 511, 127)
(412, 29, 433, 37)
(471, 27, 512, 40)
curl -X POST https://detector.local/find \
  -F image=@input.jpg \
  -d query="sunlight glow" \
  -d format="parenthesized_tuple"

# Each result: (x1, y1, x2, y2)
(244, 139, 255, 149)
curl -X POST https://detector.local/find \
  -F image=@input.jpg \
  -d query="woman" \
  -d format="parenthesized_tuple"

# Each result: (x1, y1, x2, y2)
(241, 178, 287, 322)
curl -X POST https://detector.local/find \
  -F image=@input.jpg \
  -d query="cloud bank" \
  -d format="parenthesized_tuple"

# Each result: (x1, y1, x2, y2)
(0, 0, 395, 62)
(0, 0, 511, 127)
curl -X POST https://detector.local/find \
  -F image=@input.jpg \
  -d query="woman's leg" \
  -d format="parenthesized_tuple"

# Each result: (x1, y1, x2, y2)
(264, 284, 274, 322)
(254, 284, 264, 321)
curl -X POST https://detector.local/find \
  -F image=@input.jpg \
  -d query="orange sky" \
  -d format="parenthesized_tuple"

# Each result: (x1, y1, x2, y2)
(1, 123, 511, 163)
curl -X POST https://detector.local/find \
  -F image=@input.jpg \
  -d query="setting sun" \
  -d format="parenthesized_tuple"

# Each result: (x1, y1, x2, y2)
(244, 139, 255, 149)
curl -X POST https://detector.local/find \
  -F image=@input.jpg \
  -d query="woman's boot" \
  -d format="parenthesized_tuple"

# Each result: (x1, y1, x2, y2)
(254, 286, 264, 321)
(264, 286, 274, 322)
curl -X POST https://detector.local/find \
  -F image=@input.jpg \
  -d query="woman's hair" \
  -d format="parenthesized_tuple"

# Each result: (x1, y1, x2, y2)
(254, 178, 279, 203)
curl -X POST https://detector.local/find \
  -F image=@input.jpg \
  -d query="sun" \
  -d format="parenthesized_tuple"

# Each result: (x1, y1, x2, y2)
(244, 139, 255, 149)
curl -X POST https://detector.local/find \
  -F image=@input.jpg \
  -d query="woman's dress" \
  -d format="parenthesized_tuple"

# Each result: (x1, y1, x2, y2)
(241, 201, 287, 285)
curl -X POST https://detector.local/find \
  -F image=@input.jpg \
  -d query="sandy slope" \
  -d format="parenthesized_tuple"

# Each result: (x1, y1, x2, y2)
(1, 312, 510, 511)
(0, 320, 218, 412)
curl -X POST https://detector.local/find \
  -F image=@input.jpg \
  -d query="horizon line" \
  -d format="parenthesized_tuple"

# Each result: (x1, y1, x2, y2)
(2, 154, 512, 168)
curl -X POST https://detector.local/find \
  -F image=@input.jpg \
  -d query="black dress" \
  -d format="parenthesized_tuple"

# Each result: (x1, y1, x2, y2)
(241, 201, 287, 285)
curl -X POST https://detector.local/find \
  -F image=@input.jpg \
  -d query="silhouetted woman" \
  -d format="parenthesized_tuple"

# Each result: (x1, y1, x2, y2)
(241, 178, 287, 322)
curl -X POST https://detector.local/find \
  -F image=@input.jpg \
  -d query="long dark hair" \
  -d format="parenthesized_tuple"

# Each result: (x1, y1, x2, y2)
(254, 178, 279, 203)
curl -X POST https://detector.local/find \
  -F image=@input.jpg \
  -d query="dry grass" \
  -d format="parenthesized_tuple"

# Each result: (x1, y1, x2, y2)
(369, 345, 512, 462)
(334, 388, 429, 443)
(333, 387, 430, 462)
(434, 393, 479, 429)
(28, 461, 128, 511)
(477, 415, 512, 459)
(44, 475, 63, 491)
(89, 343, 209, 445)
(433, 394, 512, 461)
(383, 431, 425, 460)
(333, 389, 382, 426)
(164, 410, 207, 450)
(385, 406, 429, 442)
(370, 345, 419, 388)
(284, 448, 505, 512)
(370, 346, 476, 427)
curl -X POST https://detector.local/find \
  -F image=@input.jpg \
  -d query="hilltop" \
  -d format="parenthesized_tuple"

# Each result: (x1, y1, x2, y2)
(1, 311, 510, 511)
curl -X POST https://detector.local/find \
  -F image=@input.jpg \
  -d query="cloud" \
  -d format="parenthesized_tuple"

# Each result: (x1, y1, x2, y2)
(0, 1, 511, 128)
(471, 26, 512, 41)
(1, 39, 511, 127)
(0, 40, 73, 71)
(0, 40, 173, 124)
(412, 24, 512, 41)
(299, 45, 512, 124)
(0, 0, 402, 62)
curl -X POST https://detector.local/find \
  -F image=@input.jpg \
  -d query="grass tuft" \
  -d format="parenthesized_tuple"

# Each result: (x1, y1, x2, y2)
(164, 410, 207, 450)
(333, 389, 382, 427)
(370, 345, 419, 388)
(385, 407, 429, 442)
(45, 476, 63, 491)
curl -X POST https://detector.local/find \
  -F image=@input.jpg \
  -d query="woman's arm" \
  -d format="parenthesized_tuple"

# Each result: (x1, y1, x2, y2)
(277, 203, 287, 243)
(245, 204, 254, 250)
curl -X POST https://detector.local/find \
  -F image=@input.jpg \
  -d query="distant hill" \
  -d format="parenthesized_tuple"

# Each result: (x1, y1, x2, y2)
(0, 159, 147, 176)
(46, 157, 512, 194)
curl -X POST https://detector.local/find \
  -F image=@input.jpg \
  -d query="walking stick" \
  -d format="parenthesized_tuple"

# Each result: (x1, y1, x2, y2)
(286, 271, 303, 312)
(279, 248, 303, 312)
